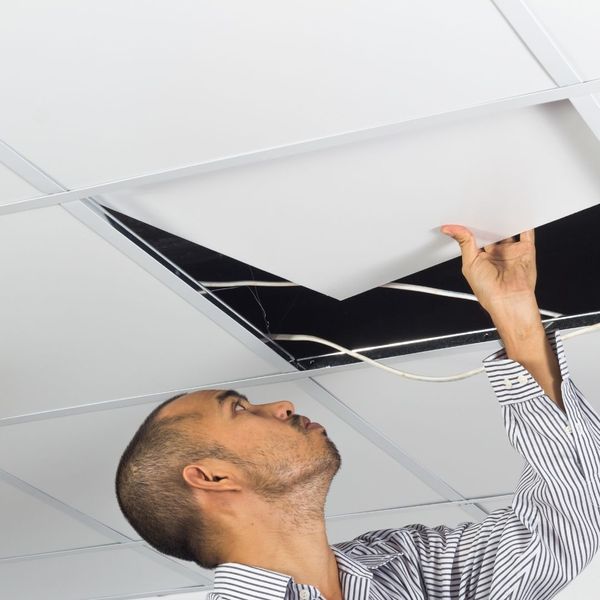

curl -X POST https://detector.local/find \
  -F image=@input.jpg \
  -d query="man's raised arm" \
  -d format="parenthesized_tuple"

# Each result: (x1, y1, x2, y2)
(441, 226, 564, 410)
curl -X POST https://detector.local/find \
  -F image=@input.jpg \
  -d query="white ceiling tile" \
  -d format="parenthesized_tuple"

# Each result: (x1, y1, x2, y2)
(526, 0, 600, 81)
(0, 206, 280, 419)
(0, 0, 552, 188)
(0, 382, 443, 541)
(102, 101, 600, 299)
(0, 479, 115, 559)
(0, 162, 39, 206)
(0, 546, 206, 600)
(0, 396, 174, 539)
(314, 339, 526, 499)
(326, 503, 477, 545)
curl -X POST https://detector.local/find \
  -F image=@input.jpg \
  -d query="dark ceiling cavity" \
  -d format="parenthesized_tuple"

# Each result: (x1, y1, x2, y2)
(102, 204, 600, 369)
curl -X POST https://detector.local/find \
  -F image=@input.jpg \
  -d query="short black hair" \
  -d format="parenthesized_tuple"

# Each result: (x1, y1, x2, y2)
(115, 390, 249, 569)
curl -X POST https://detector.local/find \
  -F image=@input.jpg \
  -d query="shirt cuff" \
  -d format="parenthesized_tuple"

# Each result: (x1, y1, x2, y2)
(482, 329, 569, 405)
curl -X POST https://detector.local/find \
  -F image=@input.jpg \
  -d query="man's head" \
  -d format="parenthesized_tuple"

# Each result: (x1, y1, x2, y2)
(115, 389, 341, 569)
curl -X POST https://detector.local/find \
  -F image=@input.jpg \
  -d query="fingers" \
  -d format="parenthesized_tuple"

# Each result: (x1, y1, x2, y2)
(484, 235, 516, 253)
(520, 229, 535, 244)
(440, 224, 479, 265)
(441, 225, 535, 261)
(484, 230, 534, 251)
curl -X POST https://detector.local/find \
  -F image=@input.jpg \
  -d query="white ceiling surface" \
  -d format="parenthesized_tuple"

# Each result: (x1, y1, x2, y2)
(102, 100, 600, 299)
(0, 479, 115, 558)
(0, 546, 205, 600)
(0, 205, 281, 419)
(1, 2, 600, 600)
(0, 161, 39, 206)
(0, 393, 175, 542)
(0, 0, 553, 189)
(524, 0, 600, 81)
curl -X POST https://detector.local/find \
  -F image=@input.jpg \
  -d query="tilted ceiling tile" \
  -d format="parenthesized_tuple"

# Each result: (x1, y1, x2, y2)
(102, 101, 600, 299)
(0, 0, 552, 188)
(0, 206, 281, 419)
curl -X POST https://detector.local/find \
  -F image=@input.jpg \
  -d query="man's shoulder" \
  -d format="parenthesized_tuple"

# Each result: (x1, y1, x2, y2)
(332, 527, 410, 556)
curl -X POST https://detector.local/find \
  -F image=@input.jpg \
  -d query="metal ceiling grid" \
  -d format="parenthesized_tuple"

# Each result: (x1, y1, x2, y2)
(0, 160, 39, 205)
(1, 2, 600, 598)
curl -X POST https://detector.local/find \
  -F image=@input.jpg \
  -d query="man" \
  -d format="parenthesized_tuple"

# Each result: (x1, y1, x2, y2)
(116, 226, 600, 600)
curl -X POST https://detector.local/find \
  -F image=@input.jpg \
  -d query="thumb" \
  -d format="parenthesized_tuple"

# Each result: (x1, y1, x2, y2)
(441, 224, 479, 266)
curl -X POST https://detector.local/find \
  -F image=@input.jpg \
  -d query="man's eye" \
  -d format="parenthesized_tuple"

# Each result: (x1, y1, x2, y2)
(234, 400, 247, 412)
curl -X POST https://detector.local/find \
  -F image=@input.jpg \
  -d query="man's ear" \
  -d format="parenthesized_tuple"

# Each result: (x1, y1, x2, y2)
(182, 462, 242, 492)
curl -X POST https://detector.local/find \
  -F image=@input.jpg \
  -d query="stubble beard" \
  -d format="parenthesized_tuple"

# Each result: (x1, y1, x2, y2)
(245, 431, 342, 511)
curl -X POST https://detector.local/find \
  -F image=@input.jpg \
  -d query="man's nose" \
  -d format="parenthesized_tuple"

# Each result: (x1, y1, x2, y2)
(268, 400, 295, 420)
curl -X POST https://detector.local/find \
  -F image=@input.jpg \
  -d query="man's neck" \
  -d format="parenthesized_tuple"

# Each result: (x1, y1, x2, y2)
(224, 519, 344, 599)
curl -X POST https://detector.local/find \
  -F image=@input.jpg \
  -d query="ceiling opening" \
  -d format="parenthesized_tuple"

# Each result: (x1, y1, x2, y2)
(102, 203, 600, 369)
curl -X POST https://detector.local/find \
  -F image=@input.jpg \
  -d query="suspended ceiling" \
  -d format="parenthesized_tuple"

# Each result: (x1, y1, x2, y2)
(1, 1, 600, 599)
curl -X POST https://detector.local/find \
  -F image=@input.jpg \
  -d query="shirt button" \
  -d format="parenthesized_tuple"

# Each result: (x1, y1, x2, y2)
(518, 374, 528, 385)
(503, 377, 513, 389)
(565, 424, 572, 434)
(300, 590, 310, 600)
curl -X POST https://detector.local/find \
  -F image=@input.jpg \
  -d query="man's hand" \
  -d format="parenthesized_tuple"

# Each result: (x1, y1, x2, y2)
(440, 225, 537, 316)
(441, 224, 565, 411)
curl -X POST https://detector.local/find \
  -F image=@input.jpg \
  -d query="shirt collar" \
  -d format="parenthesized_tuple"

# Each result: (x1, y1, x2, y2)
(212, 543, 398, 600)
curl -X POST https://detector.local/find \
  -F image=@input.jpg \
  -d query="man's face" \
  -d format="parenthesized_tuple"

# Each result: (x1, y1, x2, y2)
(159, 389, 342, 499)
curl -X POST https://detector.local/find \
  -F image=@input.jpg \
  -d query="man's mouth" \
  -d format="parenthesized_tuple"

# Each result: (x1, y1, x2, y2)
(301, 416, 323, 430)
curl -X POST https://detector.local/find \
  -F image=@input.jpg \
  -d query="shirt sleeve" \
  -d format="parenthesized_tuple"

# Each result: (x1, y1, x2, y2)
(393, 329, 600, 600)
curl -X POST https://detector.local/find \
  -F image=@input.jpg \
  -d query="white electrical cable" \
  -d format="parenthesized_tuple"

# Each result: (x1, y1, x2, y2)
(198, 280, 563, 318)
(198, 279, 597, 381)
(271, 334, 485, 382)
(201, 280, 297, 288)
(271, 322, 600, 382)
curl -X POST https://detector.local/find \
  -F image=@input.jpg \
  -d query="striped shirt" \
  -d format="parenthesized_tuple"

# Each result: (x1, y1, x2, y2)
(207, 329, 600, 599)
